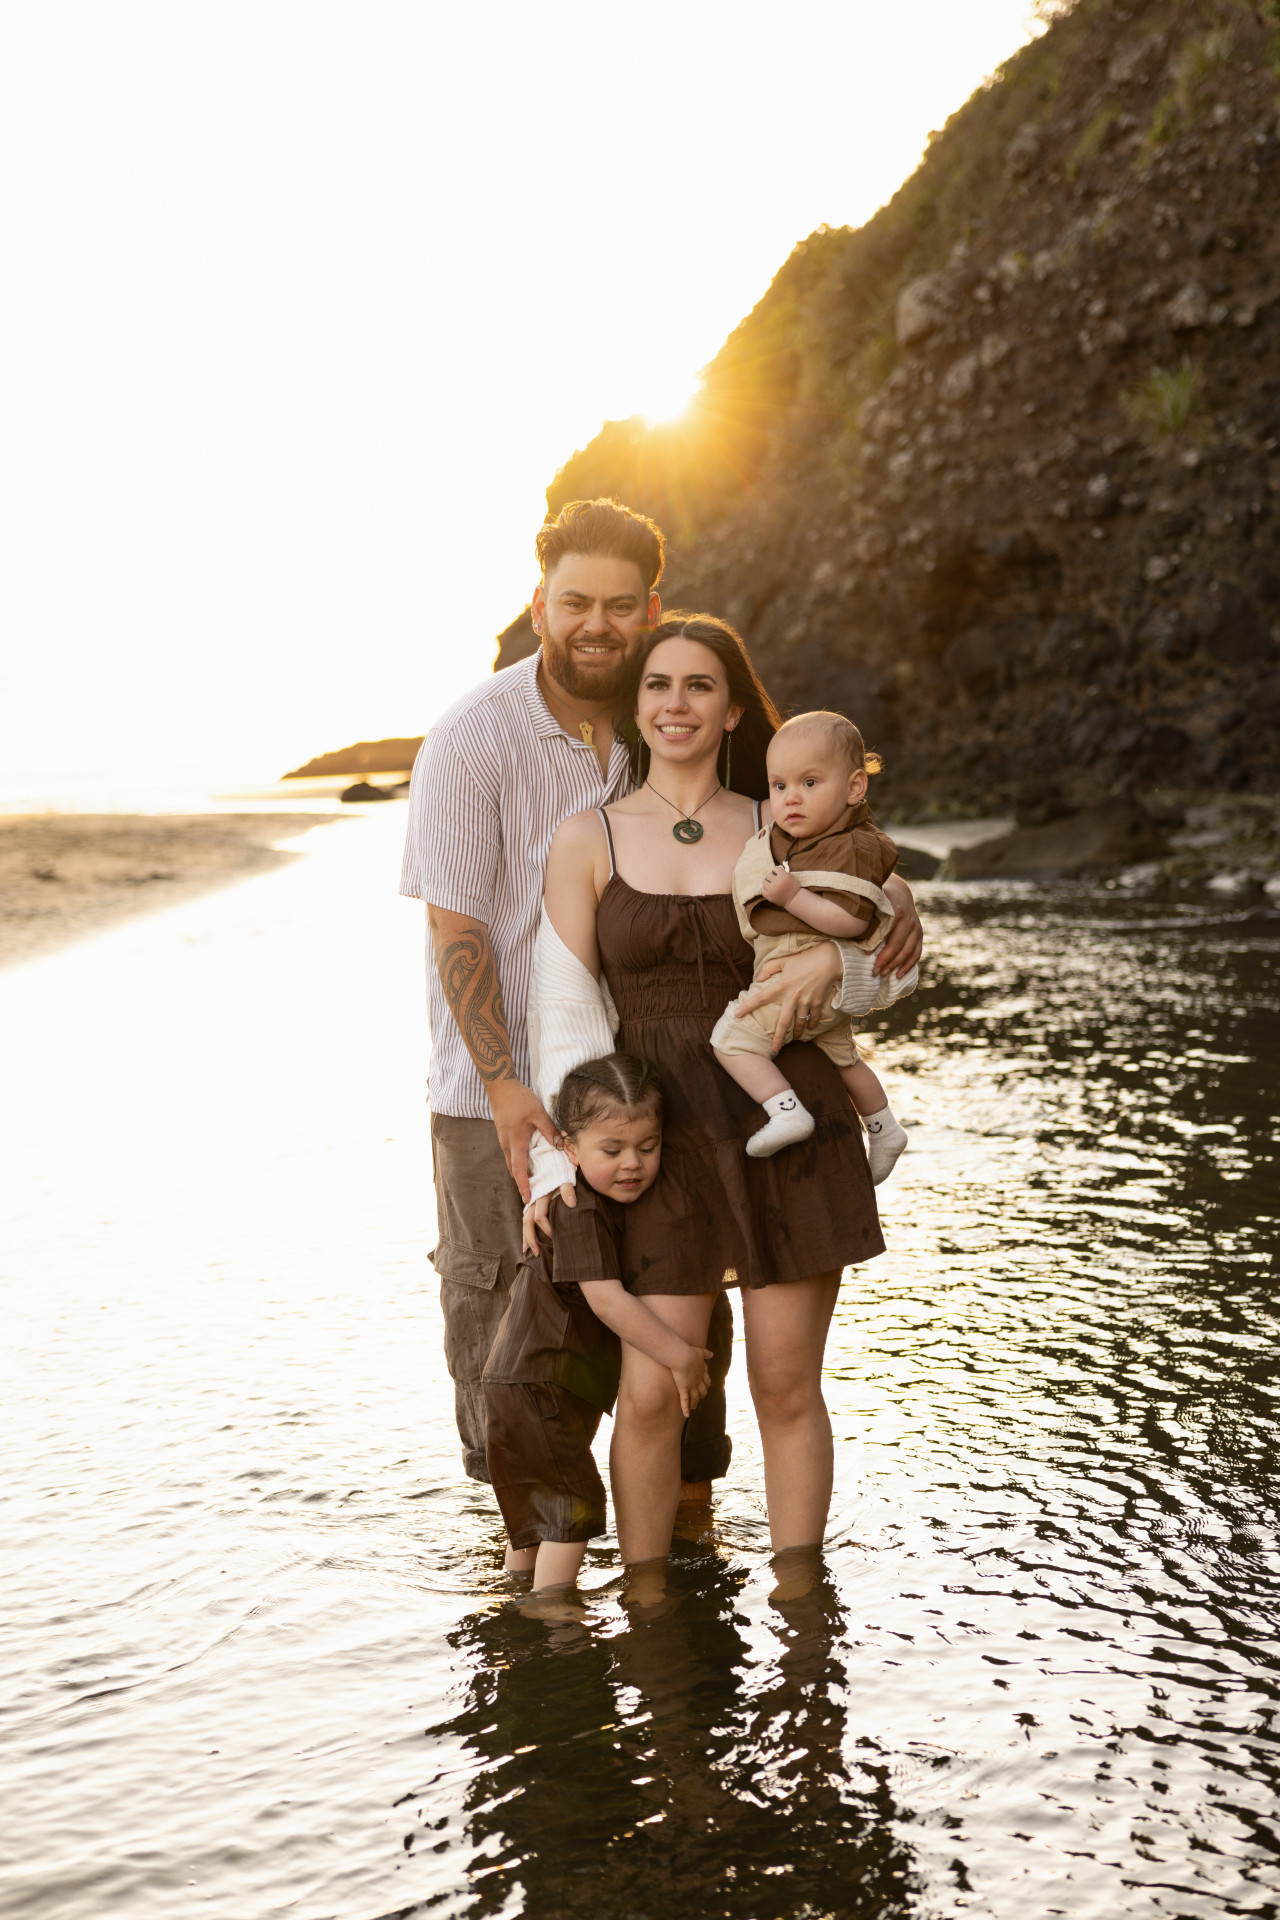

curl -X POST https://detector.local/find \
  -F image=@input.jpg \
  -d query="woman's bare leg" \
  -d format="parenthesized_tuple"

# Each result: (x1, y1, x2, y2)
(611, 1293, 716, 1565)
(740, 1273, 841, 1552)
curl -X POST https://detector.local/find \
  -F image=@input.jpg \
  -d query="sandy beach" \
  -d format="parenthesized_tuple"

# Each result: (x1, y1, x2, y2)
(0, 813, 340, 967)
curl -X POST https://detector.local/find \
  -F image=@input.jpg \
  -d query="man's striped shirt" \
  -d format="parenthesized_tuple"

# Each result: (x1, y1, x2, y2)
(399, 651, 631, 1119)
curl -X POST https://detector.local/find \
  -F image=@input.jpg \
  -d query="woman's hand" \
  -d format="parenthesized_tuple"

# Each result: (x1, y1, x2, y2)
(733, 940, 841, 1053)
(670, 1345, 714, 1418)
(522, 1182, 577, 1254)
(876, 876, 922, 977)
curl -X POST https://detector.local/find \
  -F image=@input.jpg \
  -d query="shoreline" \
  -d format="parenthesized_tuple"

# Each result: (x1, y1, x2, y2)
(0, 813, 341, 968)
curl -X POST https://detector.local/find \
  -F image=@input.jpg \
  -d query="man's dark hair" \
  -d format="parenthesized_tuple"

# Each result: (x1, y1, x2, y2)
(535, 499, 666, 594)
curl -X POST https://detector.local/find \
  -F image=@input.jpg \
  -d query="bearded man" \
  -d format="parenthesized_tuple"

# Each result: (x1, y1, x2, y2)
(400, 497, 921, 1489)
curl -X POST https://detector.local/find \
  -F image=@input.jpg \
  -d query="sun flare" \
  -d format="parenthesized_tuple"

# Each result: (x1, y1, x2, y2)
(641, 376, 701, 428)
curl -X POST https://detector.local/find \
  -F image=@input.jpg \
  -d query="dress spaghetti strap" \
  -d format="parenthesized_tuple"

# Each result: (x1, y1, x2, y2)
(596, 807, 617, 877)
(753, 799, 763, 831)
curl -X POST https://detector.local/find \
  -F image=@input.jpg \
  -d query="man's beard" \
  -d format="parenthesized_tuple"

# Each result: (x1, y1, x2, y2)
(541, 626, 633, 704)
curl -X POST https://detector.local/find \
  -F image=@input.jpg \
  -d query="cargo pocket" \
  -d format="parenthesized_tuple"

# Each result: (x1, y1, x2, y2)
(433, 1238, 508, 1384)
(429, 1238, 502, 1290)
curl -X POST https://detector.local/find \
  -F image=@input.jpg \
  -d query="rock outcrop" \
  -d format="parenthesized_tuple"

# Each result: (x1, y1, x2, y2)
(284, 739, 423, 779)
(522, 0, 1280, 817)
(948, 801, 1169, 877)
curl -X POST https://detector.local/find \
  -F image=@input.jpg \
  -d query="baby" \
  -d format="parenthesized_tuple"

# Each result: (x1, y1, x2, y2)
(482, 1052, 712, 1595)
(710, 710, 913, 1178)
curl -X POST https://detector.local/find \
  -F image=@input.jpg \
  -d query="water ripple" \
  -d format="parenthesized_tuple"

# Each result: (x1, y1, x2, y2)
(2, 827, 1279, 1916)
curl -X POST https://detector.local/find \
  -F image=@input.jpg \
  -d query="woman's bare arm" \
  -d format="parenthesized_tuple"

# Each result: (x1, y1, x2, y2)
(542, 812, 608, 974)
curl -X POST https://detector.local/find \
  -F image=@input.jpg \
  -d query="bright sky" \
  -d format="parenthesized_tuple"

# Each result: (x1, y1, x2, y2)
(0, 1, 1044, 784)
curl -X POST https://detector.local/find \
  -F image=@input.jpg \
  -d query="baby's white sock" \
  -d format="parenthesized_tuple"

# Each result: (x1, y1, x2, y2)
(862, 1105, 907, 1185)
(746, 1090, 815, 1158)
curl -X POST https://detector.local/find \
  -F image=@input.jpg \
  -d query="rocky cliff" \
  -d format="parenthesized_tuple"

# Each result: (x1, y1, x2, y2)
(505, 0, 1280, 820)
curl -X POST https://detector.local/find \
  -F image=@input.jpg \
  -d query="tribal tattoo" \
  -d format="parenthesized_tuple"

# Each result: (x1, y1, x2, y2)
(436, 926, 516, 1085)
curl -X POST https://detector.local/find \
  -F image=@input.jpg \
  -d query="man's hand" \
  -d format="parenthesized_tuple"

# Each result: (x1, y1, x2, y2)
(488, 1077, 560, 1203)
(734, 941, 842, 1054)
(522, 1182, 578, 1253)
(876, 876, 923, 977)
(759, 863, 801, 907)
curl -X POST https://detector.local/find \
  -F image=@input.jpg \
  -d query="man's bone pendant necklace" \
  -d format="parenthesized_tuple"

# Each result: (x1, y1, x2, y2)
(646, 779, 722, 844)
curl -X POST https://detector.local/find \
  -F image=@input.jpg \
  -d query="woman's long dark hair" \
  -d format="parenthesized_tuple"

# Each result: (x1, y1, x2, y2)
(621, 612, 782, 800)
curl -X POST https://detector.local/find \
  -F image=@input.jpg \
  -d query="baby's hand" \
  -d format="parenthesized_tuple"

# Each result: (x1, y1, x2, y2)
(760, 863, 801, 907)
(671, 1346, 714, 1419)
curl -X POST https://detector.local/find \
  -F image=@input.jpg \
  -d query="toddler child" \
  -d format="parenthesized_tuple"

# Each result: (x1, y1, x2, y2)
(709, 710, 914, 1178)
(482, 1052, 712, 1594)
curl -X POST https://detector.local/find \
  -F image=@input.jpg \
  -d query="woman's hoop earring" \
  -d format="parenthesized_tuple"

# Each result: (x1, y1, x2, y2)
(724, 728, 732, 792)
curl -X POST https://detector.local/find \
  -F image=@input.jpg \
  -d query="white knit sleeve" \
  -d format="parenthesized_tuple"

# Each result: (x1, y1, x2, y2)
(833, 942, 919, 1018)
(526, 907, 620, 1203)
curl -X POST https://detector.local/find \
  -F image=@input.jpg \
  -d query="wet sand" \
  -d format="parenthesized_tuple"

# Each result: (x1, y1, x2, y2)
(0, 813, 340, 967)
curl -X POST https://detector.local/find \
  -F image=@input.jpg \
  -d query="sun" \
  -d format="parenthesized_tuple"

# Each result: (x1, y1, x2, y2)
(640, 375, 700, 429)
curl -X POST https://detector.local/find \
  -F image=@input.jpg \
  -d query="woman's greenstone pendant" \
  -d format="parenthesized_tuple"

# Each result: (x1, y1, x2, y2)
(673, 819, 704, 844)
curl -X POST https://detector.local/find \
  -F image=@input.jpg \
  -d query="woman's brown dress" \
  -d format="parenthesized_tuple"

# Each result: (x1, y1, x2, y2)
(596, 814, 885, 1295)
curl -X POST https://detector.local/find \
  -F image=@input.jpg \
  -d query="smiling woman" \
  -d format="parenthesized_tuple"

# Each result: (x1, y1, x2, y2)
(536, 613, 890, 1580)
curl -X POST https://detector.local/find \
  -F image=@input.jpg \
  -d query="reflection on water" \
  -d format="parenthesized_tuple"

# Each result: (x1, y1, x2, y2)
(2, 824, 1279, 1918)
(425, 1554, 913, 1920)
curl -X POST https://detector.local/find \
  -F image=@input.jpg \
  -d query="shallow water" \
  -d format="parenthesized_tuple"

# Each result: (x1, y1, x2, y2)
(3, 816, 1279, 1919)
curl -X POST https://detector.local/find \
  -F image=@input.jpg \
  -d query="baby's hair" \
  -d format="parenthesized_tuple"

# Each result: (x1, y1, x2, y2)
(771, 709, 883, 777)
(554, 1051, 665, 1140)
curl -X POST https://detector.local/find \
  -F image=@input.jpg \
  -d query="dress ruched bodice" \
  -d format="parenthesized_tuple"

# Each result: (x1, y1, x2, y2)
(598, 882, 751, 1024)
(595, 871, 884, 1294)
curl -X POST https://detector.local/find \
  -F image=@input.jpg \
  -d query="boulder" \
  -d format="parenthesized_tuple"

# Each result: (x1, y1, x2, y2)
(340, 780, 395, 803)
(893, 843, 942, 881)
(1005, 121, 1043, 177)
(940, 351, 980, 401)
(948, 804, 1170, 879)
(896, 272, 951, 347)
(1166, 281, 1227, 329)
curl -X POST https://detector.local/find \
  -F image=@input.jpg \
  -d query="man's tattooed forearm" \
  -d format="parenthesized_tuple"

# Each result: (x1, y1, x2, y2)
(437, 930, 517, 1084)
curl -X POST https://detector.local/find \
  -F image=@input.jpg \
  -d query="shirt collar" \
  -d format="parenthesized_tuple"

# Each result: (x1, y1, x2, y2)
(521, 651, 632, 786)
(773, 803, 861, 859)
(520, 651, 564, 740)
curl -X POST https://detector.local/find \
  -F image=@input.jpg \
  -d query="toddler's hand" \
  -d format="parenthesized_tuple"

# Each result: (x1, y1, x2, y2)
(521, 1182, 576, 1253)
(760, 863, 801, 907)
(671, 1346, 714, 1419)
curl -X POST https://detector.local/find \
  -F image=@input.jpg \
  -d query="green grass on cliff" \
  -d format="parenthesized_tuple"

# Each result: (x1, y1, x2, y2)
(546, 0, 1247, 540)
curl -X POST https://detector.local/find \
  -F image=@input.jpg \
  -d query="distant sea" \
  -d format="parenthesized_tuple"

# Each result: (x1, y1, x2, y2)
(0, 764, 401, 817)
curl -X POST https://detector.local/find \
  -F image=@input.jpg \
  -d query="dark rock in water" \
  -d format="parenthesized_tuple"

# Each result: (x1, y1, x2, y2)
(893, 843, 941, 882)
(949, 805, 1170, 880)
(340, 781, 394, 804)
